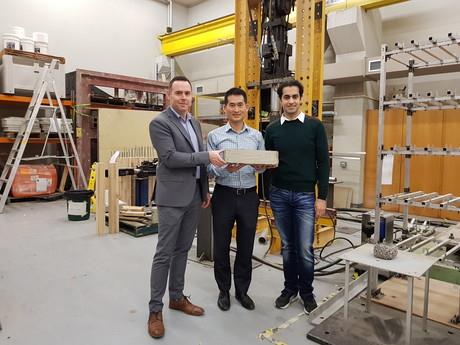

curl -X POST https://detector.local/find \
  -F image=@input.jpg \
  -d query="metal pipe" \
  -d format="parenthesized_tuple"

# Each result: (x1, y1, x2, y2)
(374, 44, 388, 244)
(441, 197, 460, 206)
(426, 239, 451, 255)
(424, 193, 453, 204)
(168, 0, 173, 30)
(444, 244, 460, 258)
(344, 261, 350, 319)
(439, 45, 458, 60)
(423, 271, 429, 332)
(406, 276, 414, 345)
(270, 86, 280, 112)
(167, 0, 175, 79)
(396, 234, 422, 248)
(408, 236, 436, 252)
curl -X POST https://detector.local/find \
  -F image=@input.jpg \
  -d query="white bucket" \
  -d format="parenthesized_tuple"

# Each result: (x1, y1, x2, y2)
(32, 32, 48, 43)
(2, 33, 20, 50)
(21, 37, 34, 52)
(10, 26, 25, 38)
(34, 41, 48, 54)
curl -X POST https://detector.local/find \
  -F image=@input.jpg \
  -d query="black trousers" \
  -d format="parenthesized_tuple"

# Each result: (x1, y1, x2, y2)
(211, 184, 259, 295)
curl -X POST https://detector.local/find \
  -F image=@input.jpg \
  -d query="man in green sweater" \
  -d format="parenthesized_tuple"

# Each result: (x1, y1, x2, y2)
(265, 79, 329, 313)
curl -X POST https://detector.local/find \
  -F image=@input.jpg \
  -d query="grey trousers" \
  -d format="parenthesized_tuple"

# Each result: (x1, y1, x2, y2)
(149, 184, 202, 313)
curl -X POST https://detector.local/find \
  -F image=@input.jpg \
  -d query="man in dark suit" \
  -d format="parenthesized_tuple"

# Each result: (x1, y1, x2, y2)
(147, 76, 225, 339)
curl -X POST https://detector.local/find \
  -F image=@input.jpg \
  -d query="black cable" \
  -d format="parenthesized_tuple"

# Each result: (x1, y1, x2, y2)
(260, 173, 274, 257)
(314, 266, 348, 276)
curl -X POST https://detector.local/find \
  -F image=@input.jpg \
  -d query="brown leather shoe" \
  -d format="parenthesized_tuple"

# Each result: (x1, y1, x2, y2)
(148, 312, 164, 338)
(169, 296, 204, 316)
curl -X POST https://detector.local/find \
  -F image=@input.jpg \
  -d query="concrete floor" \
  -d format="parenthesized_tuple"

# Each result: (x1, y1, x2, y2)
(0, 200, 359, 345)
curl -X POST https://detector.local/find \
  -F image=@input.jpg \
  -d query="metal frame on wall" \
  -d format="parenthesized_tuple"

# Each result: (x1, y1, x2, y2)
(374, 35, 460, 242)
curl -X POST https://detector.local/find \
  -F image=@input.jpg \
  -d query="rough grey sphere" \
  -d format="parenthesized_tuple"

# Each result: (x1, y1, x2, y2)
(374, 242, 398, 260)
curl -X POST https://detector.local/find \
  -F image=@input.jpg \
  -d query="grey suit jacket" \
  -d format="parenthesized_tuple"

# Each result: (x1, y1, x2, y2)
(149, 107, 210, 207)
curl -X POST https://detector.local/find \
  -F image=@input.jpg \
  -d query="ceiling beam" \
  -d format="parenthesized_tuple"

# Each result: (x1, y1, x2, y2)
(158, 0, 408, 57)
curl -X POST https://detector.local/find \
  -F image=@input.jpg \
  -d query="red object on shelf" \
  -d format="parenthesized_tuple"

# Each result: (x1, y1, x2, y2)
(11, 165, 57, 198)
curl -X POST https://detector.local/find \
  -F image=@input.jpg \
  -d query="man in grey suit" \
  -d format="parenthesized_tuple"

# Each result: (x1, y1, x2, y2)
(147, 76, 226, 339)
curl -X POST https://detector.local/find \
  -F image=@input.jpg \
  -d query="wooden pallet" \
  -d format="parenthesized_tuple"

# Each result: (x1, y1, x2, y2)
(372, 277, 460, 330)
(119, 221, 158, 237)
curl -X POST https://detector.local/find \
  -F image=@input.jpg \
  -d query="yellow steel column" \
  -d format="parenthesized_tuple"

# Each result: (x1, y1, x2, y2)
(312, 0, 325, 120)
(295, 0, 325, 120)
(234, 0, 261, 130)
(295, 0, 314, 117)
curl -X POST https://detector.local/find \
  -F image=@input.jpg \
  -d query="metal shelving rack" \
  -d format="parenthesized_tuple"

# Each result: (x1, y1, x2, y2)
(374, 34, 460, 241)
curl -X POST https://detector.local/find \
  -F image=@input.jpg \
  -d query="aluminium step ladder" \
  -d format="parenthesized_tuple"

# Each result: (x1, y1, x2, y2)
(0, 59, 87, 213)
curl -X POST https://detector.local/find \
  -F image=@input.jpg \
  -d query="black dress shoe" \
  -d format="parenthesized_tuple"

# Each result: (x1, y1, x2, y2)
(235, 293, 255, 310)
(217, 291, 230, 311)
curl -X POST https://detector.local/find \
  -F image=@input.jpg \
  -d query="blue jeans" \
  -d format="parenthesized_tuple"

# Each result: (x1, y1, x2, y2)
(269, 186, 315, 299)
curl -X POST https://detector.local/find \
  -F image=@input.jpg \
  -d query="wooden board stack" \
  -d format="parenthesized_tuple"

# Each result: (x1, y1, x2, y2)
(119, 205, 151, 225)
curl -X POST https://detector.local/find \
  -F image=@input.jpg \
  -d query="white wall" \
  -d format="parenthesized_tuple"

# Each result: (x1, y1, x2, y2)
(0, 0, 183, 79)
(381, 0, 460, 46)
(175, 0, 234, 91)
(187, 0, 234, 26)
(380, 0, 460, 98)
(172, 2, 189, 31)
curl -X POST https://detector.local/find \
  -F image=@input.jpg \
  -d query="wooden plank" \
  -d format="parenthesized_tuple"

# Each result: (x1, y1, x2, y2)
(121, 206, 145, 212)
(364, 109, 405, 211)
(440, 109, 460, 221)
(95, 163, 107, 235)
(58, 166, 69, 192)
(98, 109, 159, 164)
(223, 149, 278, 165)
(364, 109, 460, 220)
(407, 110, 443, 218)
(119, 210, 147, 217)
(108, 162, 119, 234)
(372, 277, 460, 330)
(119, 174, 132, 205)
(0, 48, 65, 64)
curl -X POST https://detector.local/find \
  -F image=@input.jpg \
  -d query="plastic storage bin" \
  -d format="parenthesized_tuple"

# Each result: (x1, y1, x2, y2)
(64, 190, 94, 221)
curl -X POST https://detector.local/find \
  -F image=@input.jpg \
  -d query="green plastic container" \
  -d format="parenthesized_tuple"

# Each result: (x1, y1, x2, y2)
(64, 190, 94, 221)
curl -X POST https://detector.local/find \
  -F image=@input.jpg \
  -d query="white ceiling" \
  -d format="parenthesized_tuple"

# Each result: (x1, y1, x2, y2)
(174, 0, 206, 7)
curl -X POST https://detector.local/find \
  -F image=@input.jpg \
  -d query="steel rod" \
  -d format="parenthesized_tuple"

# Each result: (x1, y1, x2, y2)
(423, 271, 430, 332)
(426, 239, 451, 255)
(397, 234, 422, 248)
(406, 276, 414, 345)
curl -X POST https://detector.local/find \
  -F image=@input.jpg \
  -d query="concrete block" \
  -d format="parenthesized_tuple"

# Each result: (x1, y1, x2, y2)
(223, 150, 278, 166)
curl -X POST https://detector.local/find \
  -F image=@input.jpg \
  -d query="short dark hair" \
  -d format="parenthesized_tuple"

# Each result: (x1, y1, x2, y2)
(224, 87, 247, 105)
(169, 76, 192, 90)
(277, 80, 304, 99)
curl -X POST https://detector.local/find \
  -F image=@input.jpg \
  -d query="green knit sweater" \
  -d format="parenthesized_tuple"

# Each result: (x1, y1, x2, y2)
(264, 116, 329, 200)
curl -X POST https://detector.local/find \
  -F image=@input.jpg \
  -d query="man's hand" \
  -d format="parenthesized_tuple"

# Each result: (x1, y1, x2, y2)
(201, 193, 211, 208)
(251, 164, 265, 171)
(315, 199, 327, 218)
(209, 150, 226, 167)
(226, 163, 245, 173)
(251, 164, 277, 170)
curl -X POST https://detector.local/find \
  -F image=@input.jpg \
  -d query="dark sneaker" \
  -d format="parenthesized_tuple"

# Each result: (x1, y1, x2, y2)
(217, 291, 230, 311)
(275, 291, 298, 309)
(235, 293, 255, 310)
(302, 296, 317, 313)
